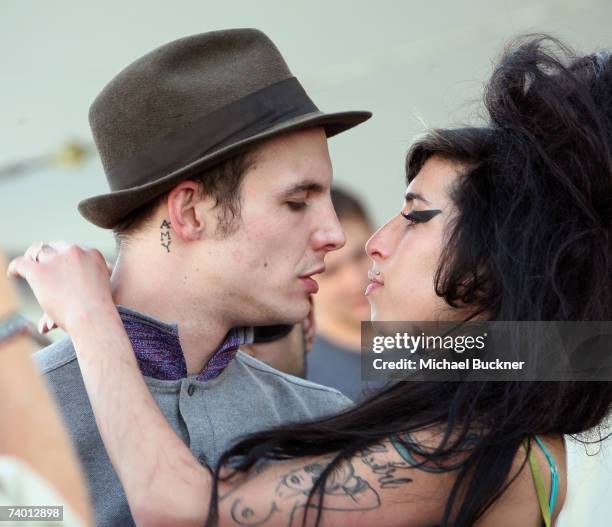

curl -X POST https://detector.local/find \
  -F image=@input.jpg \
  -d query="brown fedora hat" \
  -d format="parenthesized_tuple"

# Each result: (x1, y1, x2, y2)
(79, 28, 372, 228)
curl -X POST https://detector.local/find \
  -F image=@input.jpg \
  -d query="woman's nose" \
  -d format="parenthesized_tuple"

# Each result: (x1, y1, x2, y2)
(365, 219, 395, 262)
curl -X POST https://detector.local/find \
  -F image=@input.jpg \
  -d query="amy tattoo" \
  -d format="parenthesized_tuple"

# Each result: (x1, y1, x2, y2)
(223, 457, 380, 527)
(358, 442, 414, 488)
(160, 220, 172, 253)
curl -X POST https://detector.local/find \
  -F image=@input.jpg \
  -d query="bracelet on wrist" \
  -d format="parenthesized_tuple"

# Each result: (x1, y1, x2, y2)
(0, 312, 31, 347)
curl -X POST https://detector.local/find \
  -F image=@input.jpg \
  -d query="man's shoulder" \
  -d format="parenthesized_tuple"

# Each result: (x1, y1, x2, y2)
(34, 337, 78, 375)
(232, 351, 353, 407)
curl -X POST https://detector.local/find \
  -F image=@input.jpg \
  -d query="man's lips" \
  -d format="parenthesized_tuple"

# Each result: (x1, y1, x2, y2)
(300, 276, 319, 293)
(299, 267, 325, 294)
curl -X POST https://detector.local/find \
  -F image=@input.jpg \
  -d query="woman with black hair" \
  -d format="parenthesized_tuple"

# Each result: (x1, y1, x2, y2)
(10, 35, 612, 526)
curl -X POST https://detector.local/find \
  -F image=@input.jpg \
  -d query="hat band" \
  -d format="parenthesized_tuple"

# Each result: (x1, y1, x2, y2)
(108, 77, 318, 191)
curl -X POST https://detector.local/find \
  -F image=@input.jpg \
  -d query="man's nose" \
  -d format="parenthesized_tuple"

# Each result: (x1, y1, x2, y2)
(313, 209, 346, 253)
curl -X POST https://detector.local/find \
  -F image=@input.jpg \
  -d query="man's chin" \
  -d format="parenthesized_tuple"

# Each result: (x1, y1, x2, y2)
(276, 297, 310, 324)
(250, 290, 311, 325)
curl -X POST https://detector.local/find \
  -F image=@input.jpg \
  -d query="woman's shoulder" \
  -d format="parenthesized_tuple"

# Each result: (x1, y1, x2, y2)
(347, 431, 568, 526)
(475, 433, 567, 527)
(221, 431, 567, 527)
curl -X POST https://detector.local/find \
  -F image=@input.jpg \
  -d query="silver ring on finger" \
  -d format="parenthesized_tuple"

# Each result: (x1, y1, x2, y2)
(35, 243, 52, 263)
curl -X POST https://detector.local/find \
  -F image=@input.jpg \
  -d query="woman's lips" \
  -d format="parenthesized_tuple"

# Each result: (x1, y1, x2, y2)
(300, 277, 319, 294)
(365, 282, 382, 296)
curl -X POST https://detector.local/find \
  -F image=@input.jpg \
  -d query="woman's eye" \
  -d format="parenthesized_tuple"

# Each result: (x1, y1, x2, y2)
(287, 202, 307, 211)
(401, 212, 421, 226)
(401, 209, 442, 226)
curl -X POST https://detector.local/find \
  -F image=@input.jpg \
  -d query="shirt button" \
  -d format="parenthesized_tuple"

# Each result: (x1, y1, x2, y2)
(187, 384, 195, 396)
(198, 454, 208, 466)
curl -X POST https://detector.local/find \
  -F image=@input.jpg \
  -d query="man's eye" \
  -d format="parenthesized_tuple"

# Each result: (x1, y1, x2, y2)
(287, 202, 307, 211)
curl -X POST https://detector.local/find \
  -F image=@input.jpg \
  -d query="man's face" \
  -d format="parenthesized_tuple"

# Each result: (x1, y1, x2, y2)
(201, 127, 345, 326)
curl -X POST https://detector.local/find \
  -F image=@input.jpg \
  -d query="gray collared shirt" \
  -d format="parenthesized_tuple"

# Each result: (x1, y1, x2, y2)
(35, 309, 352, 526)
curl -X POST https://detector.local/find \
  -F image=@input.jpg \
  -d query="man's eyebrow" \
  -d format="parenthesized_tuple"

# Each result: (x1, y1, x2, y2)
(279, 181, 325, 198)
(404, 191, 431, 205)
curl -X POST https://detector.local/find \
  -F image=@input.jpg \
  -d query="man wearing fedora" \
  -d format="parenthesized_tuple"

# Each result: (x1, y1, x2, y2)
(34, 28, 370, 525)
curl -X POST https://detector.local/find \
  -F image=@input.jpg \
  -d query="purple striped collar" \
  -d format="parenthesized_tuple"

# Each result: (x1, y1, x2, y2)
(117, 306, 253, 382)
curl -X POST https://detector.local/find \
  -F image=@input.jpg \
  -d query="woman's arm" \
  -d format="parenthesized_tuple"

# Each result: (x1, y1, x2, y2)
(9, 243, 454, 527)
(58, 307, 451, 527)
(8, 243, 213, 525)
(67, 305, 213, 525)
(0, 250, 92, 526)
(68, 304, 453, 527)
(212, 439, 455, 527)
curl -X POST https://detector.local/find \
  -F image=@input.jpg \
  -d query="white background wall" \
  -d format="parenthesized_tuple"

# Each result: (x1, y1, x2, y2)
(2, 1, 611, 523)
(3, 0, 612, 257)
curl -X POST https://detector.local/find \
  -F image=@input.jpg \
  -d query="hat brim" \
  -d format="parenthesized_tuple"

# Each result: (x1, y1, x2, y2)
(78, 110, 371, 229)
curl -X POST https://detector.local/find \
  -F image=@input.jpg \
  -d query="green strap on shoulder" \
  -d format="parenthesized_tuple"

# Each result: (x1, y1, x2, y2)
(523, 438, 551, 527)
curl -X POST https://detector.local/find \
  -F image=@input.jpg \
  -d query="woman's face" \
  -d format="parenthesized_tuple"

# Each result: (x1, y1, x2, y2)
(365, 155, 462, 321)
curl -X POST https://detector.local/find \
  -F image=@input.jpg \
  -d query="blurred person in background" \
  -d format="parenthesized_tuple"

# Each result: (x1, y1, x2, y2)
(0, 250, 91, 527)
(243, 299, 315, 378)
(308, 187, 377, 400)
(243, 324, 302, 376)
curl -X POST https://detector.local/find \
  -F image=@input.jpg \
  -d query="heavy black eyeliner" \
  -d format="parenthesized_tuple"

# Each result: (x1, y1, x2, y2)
(401, 209, 442, 223)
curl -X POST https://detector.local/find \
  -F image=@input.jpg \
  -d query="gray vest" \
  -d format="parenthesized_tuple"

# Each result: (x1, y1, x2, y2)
(35, 339, 352, 526)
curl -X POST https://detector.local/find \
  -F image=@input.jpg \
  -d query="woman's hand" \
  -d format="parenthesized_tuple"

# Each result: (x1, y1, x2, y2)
(7, 241, 114, 334)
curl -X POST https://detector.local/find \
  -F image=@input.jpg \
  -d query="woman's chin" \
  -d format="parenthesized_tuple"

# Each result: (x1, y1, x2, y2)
(369, 300, 409, 322)
(369, 308, 386, 322)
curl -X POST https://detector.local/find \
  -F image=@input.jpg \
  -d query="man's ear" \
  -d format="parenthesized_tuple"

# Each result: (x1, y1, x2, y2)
(166, 181, 213, 241)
